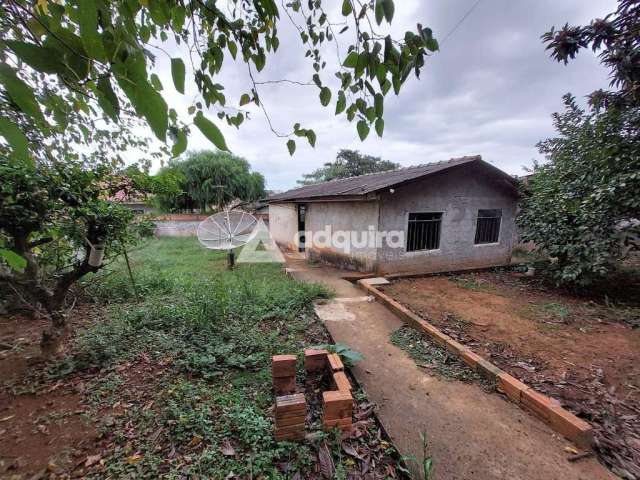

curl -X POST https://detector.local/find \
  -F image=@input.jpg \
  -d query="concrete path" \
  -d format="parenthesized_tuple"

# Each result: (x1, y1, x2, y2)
(286, 255, 615, 480)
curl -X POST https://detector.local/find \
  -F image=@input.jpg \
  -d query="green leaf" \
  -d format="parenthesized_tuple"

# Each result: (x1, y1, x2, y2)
(171, 58, 186, 94)
(172, 5, 187, 31)
(171, 128, 187, 157)
(0, 248, 27, 272)
(140, 85, 168, 141)
(194, 111, 229, 151)
(96, 76, 120, 121)
(341, 0, 353, 16)
(375, 118, 384, 137)
(357, 120, 370, 141)
(5, 41, 65, 74)
(306, 129, 316, 147)
(0, 63, 44, 123)
(150, 73, 163, 91)
(78, 0, 105, 60)
(425, 38, 439, 52)
(382, 0, 395, 23)
(343, 51, 359, 68)
(0, 116, 30, 163)
(287, 139, 296, 156)
(375, 0, 384, 25)
(374, 93, 384, 117)
(228, 41, 238, 59)
(319, 87, 331, 107)
(335, 91, 346, 115)
(239, 93, 251, 106)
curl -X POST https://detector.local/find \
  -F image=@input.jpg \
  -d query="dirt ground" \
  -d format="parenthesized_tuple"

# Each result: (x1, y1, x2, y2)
(0, 308, 100, 478)
(381, 271, 640, 479)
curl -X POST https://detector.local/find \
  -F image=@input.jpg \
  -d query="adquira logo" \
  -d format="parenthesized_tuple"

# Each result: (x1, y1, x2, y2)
(237, 219, 285, 263)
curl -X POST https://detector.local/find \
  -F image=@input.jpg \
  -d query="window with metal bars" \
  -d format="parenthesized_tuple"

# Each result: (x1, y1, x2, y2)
(406, 212, 442, 252)
(474, 209, 502, 244)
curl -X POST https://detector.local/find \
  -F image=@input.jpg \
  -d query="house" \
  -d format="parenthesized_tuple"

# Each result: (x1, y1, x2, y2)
(268, 155, 519, 275)
(108, 190, 155, 214)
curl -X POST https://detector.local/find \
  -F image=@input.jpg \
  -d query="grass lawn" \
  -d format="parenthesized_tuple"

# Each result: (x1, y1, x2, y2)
(1, 238, 407, 479)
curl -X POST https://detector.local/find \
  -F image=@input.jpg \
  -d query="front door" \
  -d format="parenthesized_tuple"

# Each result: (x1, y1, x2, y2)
(297, 204, 306, 252)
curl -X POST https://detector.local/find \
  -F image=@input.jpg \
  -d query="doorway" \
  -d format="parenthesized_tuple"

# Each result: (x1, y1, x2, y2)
(297, 204, 306, 252)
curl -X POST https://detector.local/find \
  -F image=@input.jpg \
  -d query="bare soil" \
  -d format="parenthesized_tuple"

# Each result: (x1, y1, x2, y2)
(0, 308, 100, 479)
(381, 271, 640, 479)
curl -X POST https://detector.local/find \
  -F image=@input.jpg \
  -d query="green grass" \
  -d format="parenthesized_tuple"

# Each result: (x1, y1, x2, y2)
(53, 238, 341, 478)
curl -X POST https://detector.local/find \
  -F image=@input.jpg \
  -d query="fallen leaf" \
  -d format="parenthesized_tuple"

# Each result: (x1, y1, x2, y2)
(126, 454, 143, 465)
(221, 439, 235, 456)
(342, 442, 363, 460)
(85, 454, 101, 467)
(189, 435, 202, 448)
(318, 442, 335, 479)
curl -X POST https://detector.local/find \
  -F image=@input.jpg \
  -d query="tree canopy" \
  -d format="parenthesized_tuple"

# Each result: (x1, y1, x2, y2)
(0, 0, 439, 163)
(517, 95, 639, 286)
(298, 148, 399, 184)
(516, 1, 640, 286)
(542, 0, 639, 111)
(155, 150, 265, 212)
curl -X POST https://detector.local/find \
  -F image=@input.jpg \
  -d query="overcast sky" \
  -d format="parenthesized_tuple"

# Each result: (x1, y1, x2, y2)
(144, 0, 616, 192)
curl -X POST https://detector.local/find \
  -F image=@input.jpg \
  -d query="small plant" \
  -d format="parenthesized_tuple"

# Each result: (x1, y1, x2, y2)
(314, 342, 363, 367)
(400, 431, 433, 479)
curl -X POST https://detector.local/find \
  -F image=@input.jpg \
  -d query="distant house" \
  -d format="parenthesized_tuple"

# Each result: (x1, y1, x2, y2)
(108, 190, 155, 215)
(268, 155, 519, 275)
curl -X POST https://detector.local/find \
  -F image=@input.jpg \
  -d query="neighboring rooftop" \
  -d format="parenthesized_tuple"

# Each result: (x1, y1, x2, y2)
(268, 155, 517, 202)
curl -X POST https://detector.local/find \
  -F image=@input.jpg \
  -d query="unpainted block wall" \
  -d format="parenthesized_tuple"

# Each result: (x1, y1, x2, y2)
(377, 166, 517, 275)
(269, 203, 299, 252)
(305, 201, 379, 271)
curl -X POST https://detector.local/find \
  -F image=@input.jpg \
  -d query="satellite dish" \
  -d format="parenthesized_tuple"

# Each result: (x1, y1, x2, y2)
(197, 209, 257, 268)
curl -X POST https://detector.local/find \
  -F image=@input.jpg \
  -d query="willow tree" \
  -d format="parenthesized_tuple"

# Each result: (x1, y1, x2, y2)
(155, 151, 265, 212)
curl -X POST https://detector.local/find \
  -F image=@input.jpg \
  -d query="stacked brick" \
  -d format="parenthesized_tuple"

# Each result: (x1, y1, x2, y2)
(322, 352, 353, 434)
(272, 354, 296, 395)
(272, 355, 306, 441)
(274, 393, 306, 441)
(272, 349, 355, 442)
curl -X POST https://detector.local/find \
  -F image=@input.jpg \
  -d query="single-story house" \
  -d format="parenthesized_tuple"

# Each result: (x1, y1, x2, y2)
(268, 155, 519, 275)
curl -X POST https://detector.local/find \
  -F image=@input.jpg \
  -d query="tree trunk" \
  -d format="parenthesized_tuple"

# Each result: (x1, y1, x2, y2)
(40, 309, 67, 358)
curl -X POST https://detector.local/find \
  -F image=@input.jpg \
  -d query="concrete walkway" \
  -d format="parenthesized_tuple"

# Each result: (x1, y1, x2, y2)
(285, 254, 615, 480)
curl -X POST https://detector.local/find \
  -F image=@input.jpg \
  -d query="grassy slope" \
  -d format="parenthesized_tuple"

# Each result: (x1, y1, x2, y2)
(59, 238, 337, 478)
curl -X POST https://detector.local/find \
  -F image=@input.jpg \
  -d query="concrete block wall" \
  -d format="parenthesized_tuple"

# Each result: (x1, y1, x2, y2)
(269, 203, 299, 252)
(305, 200, 379, 272)
(377, 165, 517, 275)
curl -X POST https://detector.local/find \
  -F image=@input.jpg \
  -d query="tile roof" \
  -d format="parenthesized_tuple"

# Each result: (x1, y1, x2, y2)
(269, 155, 514, 202)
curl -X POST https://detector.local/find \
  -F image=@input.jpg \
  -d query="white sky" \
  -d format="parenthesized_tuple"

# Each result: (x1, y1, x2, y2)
(133, 0, 617, 192)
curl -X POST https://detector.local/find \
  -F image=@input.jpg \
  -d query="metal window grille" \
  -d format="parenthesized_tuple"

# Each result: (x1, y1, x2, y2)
(407, 212, 442, 252)
(475, 209, 502, 244)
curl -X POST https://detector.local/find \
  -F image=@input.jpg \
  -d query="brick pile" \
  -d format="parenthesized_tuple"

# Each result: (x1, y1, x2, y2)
(272, 349, 355, 442)
(272, 354, 296, 395)
(274, 393, 306, 441)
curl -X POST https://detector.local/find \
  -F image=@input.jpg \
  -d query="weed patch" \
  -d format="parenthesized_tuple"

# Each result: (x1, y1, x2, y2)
(391, 325, 491, 389)
(34, 238, 406, 478)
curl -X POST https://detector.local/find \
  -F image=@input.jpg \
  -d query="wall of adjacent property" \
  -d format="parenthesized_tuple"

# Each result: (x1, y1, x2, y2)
(269, 203, 299, 251)
(154, 214, 209, 237)
(377, 165, 517, 275)
(305, 201, 379, 271)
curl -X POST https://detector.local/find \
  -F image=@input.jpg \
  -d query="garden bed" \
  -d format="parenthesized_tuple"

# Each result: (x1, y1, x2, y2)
(0, 238, 407, 479)
(380, 270, 640, 479)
